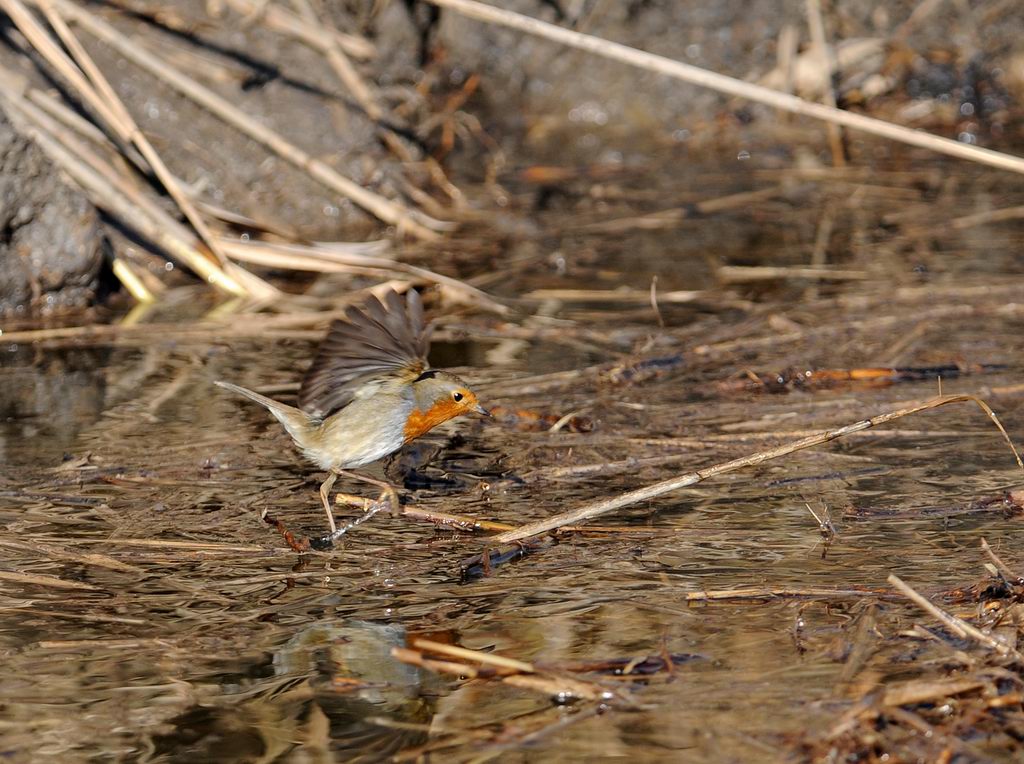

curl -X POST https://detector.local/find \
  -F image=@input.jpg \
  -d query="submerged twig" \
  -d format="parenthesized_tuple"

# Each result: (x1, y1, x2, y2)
(392, 639, 637, 707)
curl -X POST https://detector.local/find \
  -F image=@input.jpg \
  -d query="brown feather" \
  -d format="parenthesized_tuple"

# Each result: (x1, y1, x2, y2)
(299, 289, 431, 419)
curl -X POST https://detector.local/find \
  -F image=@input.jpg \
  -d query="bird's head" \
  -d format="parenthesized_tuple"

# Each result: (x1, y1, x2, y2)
(404, 370, 489, 442)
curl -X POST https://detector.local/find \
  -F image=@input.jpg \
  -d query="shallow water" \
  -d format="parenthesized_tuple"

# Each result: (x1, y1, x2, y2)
(3, 0, 1024, 755)
(3, 126, 1024, 763)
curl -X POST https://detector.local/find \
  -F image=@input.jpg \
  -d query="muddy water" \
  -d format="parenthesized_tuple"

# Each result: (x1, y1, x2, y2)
(2, 156, 1024, 762)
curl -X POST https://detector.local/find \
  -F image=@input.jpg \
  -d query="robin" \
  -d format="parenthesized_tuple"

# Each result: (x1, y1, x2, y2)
(216, 288, 490, 534)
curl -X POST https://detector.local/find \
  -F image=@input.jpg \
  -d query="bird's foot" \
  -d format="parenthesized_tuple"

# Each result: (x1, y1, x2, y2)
(380, 486, 401, 517)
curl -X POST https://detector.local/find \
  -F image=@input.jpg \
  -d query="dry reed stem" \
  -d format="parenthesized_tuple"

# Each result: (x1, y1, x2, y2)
(947, 204, 1024, 230)
(399, 504, 655, 535)
(36, 0, 450, 239)
(0, 0, 127, 137)
(221, 0, 376, 61)
(196, 201, 304, 242)
(289, 0, 383, 122)
(215, 571, 335, 586)
(0, 538, 142, 572)
(980, 538, 1023, 582)
(0, 570, 101, 591)
(0, 607, 146, 625)
(392, 644, 630, 705)
(677, 586, 889, 602)
(493, 394, 1024, 543)
(38, 1, 244, 285)
(32, 638, 173, 651)
(399, 505, 515, 532)
(804, 0, 845, 167)
(0, 73, 274, 301)
(412, 638, 536, 673)
(391, 647, 479, 678)
(522, 288, 701, 303)
(1, 0, 254, 296)
(716, 265, 869, 283)
(0, 79, 275, 300)
(499, 673, 619, 703)
(887, 573, 1024, 662)
(893, 0, 946, 40)
(0, 301, 352, 344)
(837, 604, 878, 683)
(219, 238, 509, 313)
(426, 0, 1024, 175)
(572, 185, 787, 233)
(111, 258, 157, 303)
(480, 310, 1018, 397)
(28, 81, 124, 149)
(74, 539, 267, 551)
(18, 87, 292, 296)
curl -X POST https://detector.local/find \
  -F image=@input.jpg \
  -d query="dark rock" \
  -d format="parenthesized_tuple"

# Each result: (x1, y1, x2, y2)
(0, 105, 104, 313)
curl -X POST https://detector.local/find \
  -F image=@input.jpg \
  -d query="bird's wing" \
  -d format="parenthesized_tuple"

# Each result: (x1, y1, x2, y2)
(299, 289, 431, 419)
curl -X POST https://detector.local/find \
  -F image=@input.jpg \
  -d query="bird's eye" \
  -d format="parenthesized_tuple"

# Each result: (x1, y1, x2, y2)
(452, 391, 464, 402)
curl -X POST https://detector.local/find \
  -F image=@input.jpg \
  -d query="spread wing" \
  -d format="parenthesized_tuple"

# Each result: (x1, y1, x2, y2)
(299, 289, 430, 419)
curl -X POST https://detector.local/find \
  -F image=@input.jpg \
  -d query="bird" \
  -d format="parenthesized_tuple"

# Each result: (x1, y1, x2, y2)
(215, 288, 489, 535)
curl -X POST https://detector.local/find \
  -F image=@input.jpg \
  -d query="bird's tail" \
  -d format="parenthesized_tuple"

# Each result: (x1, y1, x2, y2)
(214, 380, 316, 444)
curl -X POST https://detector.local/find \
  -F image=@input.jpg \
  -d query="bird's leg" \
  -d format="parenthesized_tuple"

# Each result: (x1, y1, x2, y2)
(311, 473, 403, 547)
(338, 470, 402, 516)
(319, 471, 339, 533)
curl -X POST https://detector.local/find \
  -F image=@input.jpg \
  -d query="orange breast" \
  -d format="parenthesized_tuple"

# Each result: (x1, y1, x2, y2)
(403, 400, 463, 442)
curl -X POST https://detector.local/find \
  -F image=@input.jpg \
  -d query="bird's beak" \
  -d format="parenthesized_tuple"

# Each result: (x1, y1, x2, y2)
(474, 403, 492, 417)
